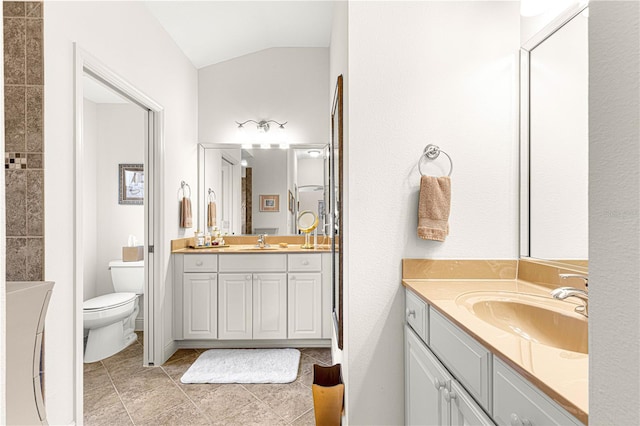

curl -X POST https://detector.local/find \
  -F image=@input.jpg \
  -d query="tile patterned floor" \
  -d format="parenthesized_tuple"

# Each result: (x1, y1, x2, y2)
(83, 334, 331, 425)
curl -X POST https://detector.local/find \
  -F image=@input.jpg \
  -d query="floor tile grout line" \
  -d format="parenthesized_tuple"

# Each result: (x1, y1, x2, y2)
(239, 383, 291, 424)
(288, 407, 314, 425)
(161, 364, 216, 424)
(100, 359, 136, 425)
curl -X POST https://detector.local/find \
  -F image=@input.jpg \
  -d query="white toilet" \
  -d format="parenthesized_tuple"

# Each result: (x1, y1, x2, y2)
(83, 260, 144, 363)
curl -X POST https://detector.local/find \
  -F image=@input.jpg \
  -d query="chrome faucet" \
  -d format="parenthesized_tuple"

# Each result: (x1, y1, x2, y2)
(551, 274, 589, 317)
(256, 234, 270, 249)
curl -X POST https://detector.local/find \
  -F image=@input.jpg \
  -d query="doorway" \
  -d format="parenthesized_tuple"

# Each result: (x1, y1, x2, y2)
(74, 45, 165, 421)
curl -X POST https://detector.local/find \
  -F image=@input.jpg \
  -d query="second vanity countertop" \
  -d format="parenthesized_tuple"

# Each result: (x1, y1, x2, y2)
(402, 278, 588, 424)
(172, 244, 331, 254)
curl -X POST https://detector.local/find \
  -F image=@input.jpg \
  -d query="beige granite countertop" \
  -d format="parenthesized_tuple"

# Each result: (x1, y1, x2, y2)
(172, 243, 331, 254)
(402, 278, 588, 424)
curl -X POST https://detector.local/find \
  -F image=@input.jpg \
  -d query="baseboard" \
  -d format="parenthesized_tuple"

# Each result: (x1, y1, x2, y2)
(175, 339, 331, 350)
(135, 318, 144, 331)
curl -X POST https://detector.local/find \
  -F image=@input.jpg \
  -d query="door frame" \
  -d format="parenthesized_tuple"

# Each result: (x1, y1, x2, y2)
(73, 44, 165, 421)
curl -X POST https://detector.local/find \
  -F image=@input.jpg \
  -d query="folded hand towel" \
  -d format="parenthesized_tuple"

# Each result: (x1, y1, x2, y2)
(418, 175, 451, 241)
(180, 197, 192, 228)
(207, 202, 217, 228)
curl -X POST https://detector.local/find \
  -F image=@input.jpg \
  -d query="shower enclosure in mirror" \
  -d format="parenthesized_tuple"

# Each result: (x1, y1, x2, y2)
(520, 4, 588, 266)
(197, 143, 329, 236)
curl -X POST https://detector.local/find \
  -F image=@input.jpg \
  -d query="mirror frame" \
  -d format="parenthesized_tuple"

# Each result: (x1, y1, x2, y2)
(331, 75, 344, 350)
(519, 3, 589, 266)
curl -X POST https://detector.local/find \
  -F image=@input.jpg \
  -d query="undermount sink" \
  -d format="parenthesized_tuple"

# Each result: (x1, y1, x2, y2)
(456, 292, 588, 354)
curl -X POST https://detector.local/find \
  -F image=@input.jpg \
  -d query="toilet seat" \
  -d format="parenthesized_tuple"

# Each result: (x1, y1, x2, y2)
(83, 292, 137, 312)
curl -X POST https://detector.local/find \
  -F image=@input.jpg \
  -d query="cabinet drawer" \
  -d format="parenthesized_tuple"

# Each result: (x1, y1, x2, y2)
(430, 307, 492, 412)
(493, 358, 583, 426)
(219, 254, 287, 272)
(405, 289, 427, 344)
(288, 254, 322, 272)
(184, 254, 217, 272)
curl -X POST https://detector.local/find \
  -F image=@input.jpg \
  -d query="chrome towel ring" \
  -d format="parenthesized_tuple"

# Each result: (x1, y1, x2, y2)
(208, 188, 217, 202)
(178, 181, 191, 200)
(418, 144, 453, 177)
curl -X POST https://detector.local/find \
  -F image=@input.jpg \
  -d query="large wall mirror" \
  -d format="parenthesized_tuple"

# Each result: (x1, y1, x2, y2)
(520, 4, 588, 268)
(198, 143, 329, 236)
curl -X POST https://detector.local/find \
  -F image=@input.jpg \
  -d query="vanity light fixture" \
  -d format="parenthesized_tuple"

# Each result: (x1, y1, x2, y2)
(236, 119, 287, 133)
(308, 149, 321, 158)
(240, 159, 248, 167)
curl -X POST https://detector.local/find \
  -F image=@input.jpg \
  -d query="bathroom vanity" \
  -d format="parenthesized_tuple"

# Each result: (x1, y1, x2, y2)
(402, 259, 587, 426)
(172, 244, 332, 348)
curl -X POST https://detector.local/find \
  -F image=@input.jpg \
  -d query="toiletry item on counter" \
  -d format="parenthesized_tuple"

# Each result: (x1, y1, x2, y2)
(205, 232, 212, 246)
(193, 230, 205, 247)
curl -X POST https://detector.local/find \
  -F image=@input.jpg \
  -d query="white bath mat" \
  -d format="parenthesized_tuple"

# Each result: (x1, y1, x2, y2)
(180, 348, 301, 384)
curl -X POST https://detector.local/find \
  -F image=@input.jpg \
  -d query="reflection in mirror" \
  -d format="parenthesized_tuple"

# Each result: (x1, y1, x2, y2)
(198, 143, 327, 236)
(298, 210, 319, 249)
(522, 6, 588, 265)
(331, 75, 343, 350)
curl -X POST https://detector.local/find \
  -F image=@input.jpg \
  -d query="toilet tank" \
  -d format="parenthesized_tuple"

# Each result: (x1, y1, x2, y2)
(109, 260, 144, 294)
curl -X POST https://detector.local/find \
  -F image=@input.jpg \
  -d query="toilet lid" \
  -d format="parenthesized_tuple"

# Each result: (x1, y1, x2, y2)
(83, 292, 137, 311)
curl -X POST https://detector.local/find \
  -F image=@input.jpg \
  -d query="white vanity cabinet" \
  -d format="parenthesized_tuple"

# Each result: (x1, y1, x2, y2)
(218, 254, 288, 340)
(218, 272, 288, 340)
(493, 358, 583, 426)
(174, 251, 331, 343)
(405, 325, 493, 426)
(183, 273, 218, 339)
(177, 255, 218, 340)
(404, 288, 585, 426)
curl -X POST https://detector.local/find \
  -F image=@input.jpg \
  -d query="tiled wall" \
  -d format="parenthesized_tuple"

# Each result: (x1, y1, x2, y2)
(4, 1, 44, 281)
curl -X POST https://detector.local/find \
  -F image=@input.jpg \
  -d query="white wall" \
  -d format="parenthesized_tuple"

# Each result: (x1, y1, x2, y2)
(95, 103, 145, 296)
(346, 2, 520, 424)
(589, 1, 640, 423)
(198, 47, 329, 145)
(44, 2, 198, 423)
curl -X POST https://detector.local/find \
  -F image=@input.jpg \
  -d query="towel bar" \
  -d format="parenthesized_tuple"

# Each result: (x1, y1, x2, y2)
(418, 144, 453, 177)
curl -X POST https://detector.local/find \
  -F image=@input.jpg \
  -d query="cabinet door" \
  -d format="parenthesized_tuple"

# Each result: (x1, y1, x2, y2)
(183, 273, 217, 339)
(253, 273, 287, 339)
(449, 380, 494, 426)
(405, 325, 450, 426)
(493, 358, 583, 426)
(288, 273, 322, 339)
(218, 273, 252, 339)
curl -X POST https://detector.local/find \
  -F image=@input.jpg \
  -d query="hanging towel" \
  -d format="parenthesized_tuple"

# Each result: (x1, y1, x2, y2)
(180, 197, 193, 228)
(417, 175, 451, 241)
(207, 202, 217, 228)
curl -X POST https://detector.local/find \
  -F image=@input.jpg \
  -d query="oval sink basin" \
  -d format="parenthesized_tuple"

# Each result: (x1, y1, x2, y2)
(456, 292, 588, 354)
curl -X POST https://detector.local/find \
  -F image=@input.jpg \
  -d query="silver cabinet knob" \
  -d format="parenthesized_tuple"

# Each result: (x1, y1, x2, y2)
(303, 260, 310, 265)
(510, 413, 532, 426)
(444, 389, 457, 402)
(407, 309, 416, 318)
(433, 378, 445, 390)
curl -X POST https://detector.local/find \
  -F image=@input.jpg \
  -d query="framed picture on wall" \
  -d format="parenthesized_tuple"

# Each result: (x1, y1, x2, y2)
(119, 163, 144, 205)
(259, 194, 279, 212)
(288, 190, 295, 213)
